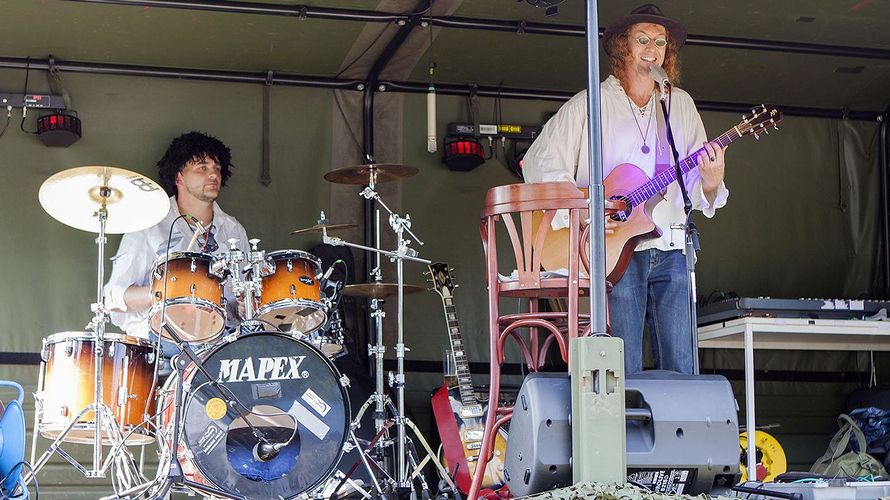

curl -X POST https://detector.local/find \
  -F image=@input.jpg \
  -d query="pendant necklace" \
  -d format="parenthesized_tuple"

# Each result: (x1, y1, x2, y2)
(626, 94, 654, 154)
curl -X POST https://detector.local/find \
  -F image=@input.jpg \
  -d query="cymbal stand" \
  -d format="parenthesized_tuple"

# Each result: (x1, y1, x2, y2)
(323, 182, 431, 489)
(27, 200, 134, 483)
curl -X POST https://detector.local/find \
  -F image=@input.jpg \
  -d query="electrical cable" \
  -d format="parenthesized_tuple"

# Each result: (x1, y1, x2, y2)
(0, 460, 37, 500)
(0, 107, 12, 138)
(19, 58, 37, 135)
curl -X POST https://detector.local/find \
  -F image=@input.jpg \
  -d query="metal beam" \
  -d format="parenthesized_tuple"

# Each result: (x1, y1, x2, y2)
(62, 0, 890, 60)
(0, 56, 883, 121)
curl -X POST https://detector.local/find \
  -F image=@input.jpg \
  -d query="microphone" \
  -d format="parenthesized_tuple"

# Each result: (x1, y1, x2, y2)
(317, 264, 336, 285)
(254, 440, 288, 462)
(427, 84, 437, 153)
(648, 65, 671, 102)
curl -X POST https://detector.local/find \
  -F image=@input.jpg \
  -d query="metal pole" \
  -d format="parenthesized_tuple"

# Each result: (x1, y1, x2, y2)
(584, 1, 607, 334)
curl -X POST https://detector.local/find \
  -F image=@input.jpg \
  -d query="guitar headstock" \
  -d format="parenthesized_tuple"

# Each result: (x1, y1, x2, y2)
(736, 105, 783, 141)
(426, 262, 456, 299)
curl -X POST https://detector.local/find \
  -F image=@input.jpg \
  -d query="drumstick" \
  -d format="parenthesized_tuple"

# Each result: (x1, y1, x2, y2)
(185, 227, 202, 252)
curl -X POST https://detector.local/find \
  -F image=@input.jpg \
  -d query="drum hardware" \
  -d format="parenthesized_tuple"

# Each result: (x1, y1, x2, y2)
(320, 161, 440, 492)
(29, 166, 167, 485)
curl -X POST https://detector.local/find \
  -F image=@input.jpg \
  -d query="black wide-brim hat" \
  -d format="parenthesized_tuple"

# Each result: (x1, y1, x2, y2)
(602, 3, 687, 56)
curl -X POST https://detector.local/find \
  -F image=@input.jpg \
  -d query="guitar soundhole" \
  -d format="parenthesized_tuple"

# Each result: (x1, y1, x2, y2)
(609, 195, 632, 222)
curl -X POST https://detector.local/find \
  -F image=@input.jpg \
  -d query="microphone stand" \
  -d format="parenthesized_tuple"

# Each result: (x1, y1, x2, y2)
(657, 90, 702, 375)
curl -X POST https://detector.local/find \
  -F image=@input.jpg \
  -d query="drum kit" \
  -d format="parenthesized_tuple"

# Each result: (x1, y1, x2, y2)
(25, 164, 456, 499)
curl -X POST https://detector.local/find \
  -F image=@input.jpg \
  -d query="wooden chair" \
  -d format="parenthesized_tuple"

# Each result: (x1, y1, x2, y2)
(469, 181, 593, 499)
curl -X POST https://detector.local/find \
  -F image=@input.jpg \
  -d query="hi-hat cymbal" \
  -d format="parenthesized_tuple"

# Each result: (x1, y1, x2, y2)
(290, 222, 357, 235)
(38, 166, 169, 234)
(323, 163, 418, 185)
(342, 283, 424, 299)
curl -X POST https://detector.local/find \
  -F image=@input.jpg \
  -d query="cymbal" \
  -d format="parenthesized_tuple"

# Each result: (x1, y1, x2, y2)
(39, 166, 169, 234)
(290, 222, 357, 235)
(342, 282, 425, 299)
(324, 163, 419, 185)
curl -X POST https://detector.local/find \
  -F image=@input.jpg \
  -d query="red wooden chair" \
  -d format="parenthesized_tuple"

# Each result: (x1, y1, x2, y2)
(469, 181, 594, 499)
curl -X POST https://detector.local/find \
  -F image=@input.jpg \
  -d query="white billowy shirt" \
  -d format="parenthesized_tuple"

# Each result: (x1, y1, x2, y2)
(104, 196, 250, 340)
(522, 76, 729, 251)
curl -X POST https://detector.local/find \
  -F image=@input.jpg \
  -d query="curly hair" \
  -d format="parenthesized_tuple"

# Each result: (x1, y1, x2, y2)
(608, 24, 681, 93)
(156, 131, 233, 197)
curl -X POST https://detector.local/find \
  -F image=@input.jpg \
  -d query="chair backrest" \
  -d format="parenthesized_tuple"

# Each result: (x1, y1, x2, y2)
(481, 182, 588, 292)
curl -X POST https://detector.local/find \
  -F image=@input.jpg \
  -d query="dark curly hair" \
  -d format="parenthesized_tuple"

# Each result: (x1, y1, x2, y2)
(156, 131, 233, 197)
(608, 25, 681, 92)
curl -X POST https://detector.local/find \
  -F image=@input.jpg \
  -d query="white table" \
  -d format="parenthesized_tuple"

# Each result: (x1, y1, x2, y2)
(697, 317, 890, 474)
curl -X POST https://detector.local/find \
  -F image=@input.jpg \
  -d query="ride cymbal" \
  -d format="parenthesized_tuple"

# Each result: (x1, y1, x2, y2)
(323, 164, 418, 185)
(38, 166, 169, 234)
(290, 222, 357, 235)
(342, 283, 424, 299)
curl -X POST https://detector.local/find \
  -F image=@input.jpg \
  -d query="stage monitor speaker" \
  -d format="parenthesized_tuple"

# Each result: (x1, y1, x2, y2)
(0, 381, 27, 498)
(504, 371, 740, 497)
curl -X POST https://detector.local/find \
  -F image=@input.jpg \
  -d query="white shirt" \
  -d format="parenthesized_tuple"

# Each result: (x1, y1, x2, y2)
(523, 76, 729, 251)
(104, 196, 250, 339)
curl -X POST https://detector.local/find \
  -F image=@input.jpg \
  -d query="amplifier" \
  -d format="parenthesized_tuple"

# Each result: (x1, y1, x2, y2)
(504, 371, 740, 497)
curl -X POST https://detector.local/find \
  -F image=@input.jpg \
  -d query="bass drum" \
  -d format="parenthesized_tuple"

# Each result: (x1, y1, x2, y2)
(158, 332, 350, 499)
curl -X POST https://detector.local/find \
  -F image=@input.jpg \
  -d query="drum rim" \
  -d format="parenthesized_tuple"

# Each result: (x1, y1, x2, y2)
(38, 423, 155, 445)
(151, 251, 217, 270)
(177, 330, 352, 498)
(265, 249, 322, 268)
(44, 331, 153, 347)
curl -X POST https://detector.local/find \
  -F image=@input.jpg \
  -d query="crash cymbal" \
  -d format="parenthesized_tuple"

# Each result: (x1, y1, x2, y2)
(342, 282, 424, 299)
(38, 166, 169, 234)
(290, 222, 357, 235)
(323, 163, 419, 185)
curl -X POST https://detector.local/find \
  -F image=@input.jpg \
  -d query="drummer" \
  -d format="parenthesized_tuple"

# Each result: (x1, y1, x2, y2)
(104, 131, 249, 364)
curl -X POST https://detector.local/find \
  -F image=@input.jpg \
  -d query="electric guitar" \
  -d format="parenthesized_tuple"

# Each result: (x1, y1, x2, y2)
(427, 263, 508, 494)
(535, 104, 782, 283)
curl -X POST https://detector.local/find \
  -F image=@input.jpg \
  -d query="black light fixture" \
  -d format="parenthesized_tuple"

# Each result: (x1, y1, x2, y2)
(37, 112, 82, 147)
(442, 138, 487, 171)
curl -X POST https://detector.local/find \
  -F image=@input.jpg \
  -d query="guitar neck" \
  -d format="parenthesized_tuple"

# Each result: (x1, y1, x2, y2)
(441, 297, 478, 406)
(629, 127, 739, 206)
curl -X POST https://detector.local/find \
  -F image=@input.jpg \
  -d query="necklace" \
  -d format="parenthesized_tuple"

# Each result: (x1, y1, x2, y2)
(626, 94, 653, 154)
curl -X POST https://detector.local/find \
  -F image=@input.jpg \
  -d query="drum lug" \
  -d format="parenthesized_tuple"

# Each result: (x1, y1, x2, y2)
(146, 350, 156, 365)
(190, 258, 198, 273)
(290, 284, 297, 299)
(60, 405, 69, 417)
(190, 283, 197, 296)
(108, 341, 116, 357)
(65, 338, 75, 357)
(339, 374, 351, 388)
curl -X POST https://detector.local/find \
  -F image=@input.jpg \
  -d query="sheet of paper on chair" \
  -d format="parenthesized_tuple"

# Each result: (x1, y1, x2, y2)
(498, 268, 588, 283)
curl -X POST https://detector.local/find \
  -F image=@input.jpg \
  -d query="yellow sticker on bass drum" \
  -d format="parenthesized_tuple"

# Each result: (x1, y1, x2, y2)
(205, 397, 227, 420)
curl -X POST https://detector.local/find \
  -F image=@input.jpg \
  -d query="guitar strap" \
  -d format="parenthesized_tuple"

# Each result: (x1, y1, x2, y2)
(431, 384, 474, 492)
(654, 97, 673, 180)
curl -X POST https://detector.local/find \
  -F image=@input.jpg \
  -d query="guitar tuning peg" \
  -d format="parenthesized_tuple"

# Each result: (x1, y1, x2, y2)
(754, 133, 760, 140)
(764, 129, 769, 135)
(773, 124, 780, 131)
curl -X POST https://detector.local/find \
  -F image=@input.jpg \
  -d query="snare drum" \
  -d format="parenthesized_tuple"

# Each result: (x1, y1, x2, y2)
(157, 332, 349, 498)
(255, 250, 327, 334)
(38, 332, 156, 445)
(150, 251, 226, 343)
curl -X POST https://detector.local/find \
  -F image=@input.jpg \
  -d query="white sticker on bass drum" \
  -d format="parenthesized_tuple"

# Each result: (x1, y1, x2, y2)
(302, 388, 331, 417)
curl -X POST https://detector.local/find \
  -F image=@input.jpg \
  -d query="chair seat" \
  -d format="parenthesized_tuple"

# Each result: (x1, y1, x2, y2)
(498, 277, 591, 298)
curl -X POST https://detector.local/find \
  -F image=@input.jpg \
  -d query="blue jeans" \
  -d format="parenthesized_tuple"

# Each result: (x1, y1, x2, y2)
(608, 249, 693, 374)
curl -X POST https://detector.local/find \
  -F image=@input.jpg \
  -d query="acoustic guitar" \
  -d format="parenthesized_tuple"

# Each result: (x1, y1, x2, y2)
(535, 104, 782, 284)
